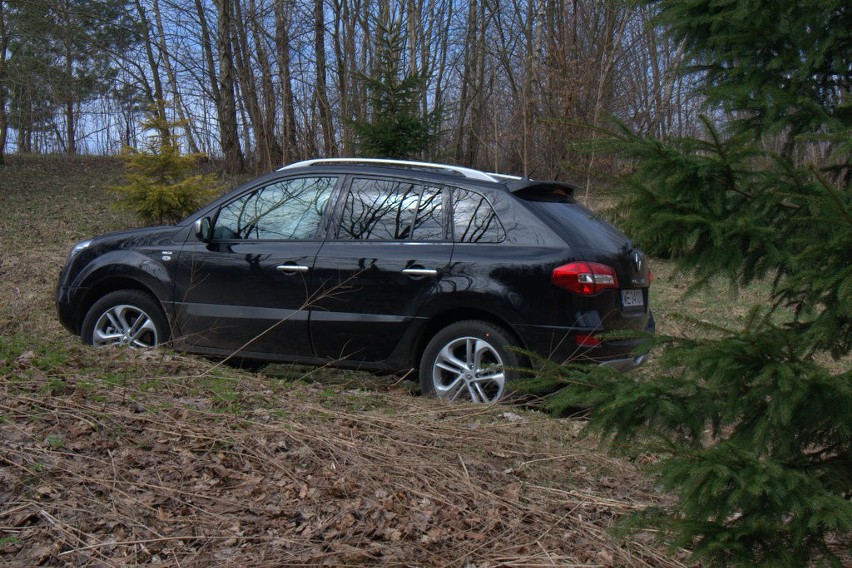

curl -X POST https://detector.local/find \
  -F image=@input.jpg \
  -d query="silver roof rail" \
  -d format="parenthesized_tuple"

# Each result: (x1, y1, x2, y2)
(278, 158, 521, 183)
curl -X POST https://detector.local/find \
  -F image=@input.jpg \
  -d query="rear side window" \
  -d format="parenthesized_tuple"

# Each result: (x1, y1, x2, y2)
(518, 192, 629, 253)
(213, 176, 337, 241)
(336, 178, 444, 241)
(451, 188, 505, 243)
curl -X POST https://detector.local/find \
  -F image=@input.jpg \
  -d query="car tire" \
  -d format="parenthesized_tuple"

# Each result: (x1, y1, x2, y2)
(419, 320, 521, 403)
(81, 290, 169, 348)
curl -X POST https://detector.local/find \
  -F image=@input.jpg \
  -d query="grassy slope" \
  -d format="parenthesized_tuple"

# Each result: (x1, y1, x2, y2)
(0, 155, 691, 566)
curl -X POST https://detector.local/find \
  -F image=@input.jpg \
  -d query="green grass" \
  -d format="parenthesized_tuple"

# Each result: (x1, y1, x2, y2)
(0, 536, 18, 549)
(649, 260, 769, 335)
(0, 155, 131, 248)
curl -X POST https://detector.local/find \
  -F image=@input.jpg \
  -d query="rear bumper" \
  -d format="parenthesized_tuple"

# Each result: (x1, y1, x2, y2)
(515, 311, 654, 372)
(599, 353, 648, 373)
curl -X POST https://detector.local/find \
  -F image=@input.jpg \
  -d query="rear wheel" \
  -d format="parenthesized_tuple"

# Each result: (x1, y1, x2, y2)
(81, 290, 169, 348)
(419, 320, 520, 403)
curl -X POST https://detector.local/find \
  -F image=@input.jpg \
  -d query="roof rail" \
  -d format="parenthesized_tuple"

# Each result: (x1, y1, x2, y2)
(278, 158, 521, 183)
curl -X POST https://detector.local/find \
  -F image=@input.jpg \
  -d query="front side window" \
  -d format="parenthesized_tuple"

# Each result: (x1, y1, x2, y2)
(337, 178, 444, 241)
(451, 188, 505, 243)
(213, 177, 337, 240)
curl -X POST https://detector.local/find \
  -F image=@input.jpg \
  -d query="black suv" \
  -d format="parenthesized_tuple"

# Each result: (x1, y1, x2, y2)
(57, 158, 653, 402)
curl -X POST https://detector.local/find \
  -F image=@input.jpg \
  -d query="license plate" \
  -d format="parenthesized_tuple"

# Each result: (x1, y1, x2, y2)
(621, 289, 644, 308)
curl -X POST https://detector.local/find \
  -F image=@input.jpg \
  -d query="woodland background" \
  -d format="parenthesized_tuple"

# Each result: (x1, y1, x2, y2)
(0, 0, 696, 180)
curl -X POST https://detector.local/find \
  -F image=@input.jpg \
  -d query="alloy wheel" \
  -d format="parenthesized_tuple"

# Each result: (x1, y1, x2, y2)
(431, 336, 506, 403)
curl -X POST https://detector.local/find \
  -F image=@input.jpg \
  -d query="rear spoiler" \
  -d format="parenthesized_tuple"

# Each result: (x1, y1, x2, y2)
(505, 180, 577, 198)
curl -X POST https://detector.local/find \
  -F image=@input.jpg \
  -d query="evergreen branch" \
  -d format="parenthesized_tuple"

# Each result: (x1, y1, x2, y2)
(810, 165, 852, 226)
(699, 115, 753, 200)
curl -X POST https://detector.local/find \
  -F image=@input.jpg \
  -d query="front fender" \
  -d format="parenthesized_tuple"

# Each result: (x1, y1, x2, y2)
(60, 249, 176, 333)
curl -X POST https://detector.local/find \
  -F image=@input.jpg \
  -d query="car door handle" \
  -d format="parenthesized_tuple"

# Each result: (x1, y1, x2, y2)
(276, 264, 309, 274)
(401, 268, 439, 277)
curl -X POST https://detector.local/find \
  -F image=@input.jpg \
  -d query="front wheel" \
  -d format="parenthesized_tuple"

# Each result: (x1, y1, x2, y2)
(81, 290, 169, 348)
(419, 320, 521, 403)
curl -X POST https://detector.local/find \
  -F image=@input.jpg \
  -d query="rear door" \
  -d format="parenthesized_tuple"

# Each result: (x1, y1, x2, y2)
(173, 175, 339, 357)
(309, 176, 451, 363)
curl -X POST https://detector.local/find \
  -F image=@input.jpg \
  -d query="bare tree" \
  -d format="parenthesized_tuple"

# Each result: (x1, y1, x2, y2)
(152, 0, 200, 153)
(0, 0, 9, 165)
(0, 0, 703, 188)
(314, 0, 336, 156)
(275, 0, 299, 163)
(132, 0, 170, 143)
(453, 0, 486, 166)
(210, 0, 244, 172)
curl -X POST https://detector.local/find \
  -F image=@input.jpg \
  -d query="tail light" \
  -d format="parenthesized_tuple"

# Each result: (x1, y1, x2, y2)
(552, 261, 618, 295)
(575, 334, 601, 347)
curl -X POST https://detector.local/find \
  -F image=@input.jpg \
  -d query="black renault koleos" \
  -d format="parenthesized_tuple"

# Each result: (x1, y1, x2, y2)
(57, 158, 654, 403)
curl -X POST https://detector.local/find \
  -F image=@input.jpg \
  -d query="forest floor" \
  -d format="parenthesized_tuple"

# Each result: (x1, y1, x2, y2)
(0, 155, 704, 566)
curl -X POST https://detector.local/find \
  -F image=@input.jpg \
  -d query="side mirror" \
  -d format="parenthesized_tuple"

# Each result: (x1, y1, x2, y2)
(194, 217, 212, 242)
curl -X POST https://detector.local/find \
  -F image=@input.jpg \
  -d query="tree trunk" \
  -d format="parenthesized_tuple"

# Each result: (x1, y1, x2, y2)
(331, 0, 352, 155)
(63, 23, 76, 155)
(194, 0, 224, 151)
(211, 0, 243, 173)
(463, 0, 486, 167)
(232, 0, 265, 170)
(314, 0, 336, 156)
(0, 0, 8, 166)
(134, 0, 170, 145)
(356, 0, 369, 126)
(250, 0, 281, 169)
(0, 95, 6, 166)
(431, 0, 453, 152)
(275, 0, 298, 163)
(153, 0, 200, 153)
(453, 0, 478, 163)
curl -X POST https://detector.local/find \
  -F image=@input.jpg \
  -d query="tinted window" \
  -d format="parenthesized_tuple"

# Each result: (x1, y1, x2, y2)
(451, 189, 505, 243)
(337, 178, 444, 241)
(411, 186, 444, 241)
(517, 188, 629, 253)
(214, 177, 337, 240)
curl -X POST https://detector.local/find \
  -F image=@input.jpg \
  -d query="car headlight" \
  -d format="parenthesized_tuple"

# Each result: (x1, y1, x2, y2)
(66, 239, 92, 264)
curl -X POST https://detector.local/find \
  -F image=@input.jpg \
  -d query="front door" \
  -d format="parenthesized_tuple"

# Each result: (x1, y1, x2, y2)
(173, 175, 339, 358)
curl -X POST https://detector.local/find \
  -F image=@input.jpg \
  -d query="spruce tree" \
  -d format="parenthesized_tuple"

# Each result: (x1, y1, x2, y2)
(110, 110, 218, 225)
(536, 1, 851, 565)
(8, 0, 133, 154)
(352, 18, 439, 159)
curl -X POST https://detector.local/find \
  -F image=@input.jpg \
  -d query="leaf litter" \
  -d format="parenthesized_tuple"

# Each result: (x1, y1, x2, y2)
(1, 348, 688, 566)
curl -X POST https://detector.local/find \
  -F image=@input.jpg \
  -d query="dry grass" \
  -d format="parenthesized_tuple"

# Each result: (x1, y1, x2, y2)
(0, 155, 690, 566)
(1, 354, 686, 566)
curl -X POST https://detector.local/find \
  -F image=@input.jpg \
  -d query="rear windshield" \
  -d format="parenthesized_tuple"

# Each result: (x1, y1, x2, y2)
(515, 188, 630, 253)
